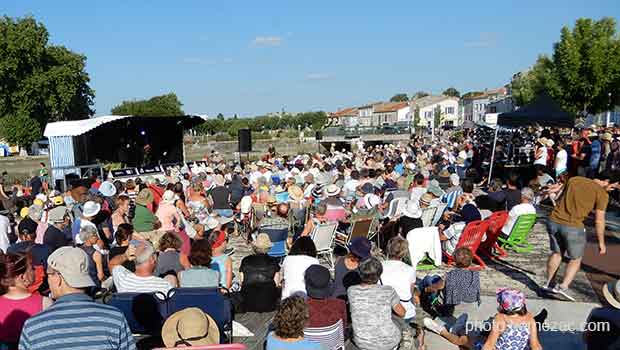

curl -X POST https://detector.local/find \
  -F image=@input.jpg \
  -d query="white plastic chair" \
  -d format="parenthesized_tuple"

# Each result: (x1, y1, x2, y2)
(384, 197, 407, 220)
(311, 222, 338, 270)
(421, 206, 437, 227)
(431, 202, 448, 226)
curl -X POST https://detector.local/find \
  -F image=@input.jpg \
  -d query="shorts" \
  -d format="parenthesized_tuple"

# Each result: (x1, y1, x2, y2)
(546, 219, 586, 259)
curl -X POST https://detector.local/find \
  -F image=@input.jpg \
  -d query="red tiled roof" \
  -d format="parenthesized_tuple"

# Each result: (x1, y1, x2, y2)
(373, 102, 409, 113)
(330, 107, 358, 118)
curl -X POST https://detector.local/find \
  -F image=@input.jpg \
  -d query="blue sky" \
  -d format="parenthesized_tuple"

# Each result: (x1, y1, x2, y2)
(3, 1, 619, 117)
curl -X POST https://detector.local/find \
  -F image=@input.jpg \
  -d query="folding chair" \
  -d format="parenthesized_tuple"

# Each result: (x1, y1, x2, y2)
(166, 288, 233, 343)
(478, 211, 508, 258)
(421, 207, 437, 227)
(153, 344, 247, 350)
(335, 218, 373, 247)
(107, 292, 168, 336)
(497, 213, 537, 253)
(259, 226, 288, 259)
(443, 220, 490, 270)
(311, 222, 338, 269)
(384, 197, 407, 220)
(431, 203, 448, 226)
(304, 319, 345, 350)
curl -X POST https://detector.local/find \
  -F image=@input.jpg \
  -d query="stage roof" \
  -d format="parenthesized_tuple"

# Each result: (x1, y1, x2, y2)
(497, 93, 574, 128)
(44, 115, 205, 138)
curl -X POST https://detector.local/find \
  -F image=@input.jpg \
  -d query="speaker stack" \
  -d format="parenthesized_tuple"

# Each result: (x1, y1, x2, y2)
(238, 128, 252, 153)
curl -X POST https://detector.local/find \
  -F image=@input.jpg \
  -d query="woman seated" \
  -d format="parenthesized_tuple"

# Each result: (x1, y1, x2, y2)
(108, 224, 136, 272)
(381, 237, 418, 323)
(0, 253, 52, 348)
(178, 239, 220, 288)
(237, 234, 281, 312)
(281, 237, 319, 299)
(348, 257, 406, 350)
(304, 264, 347, 330)
(266, 296, 323, 350)
(332, 237, 371, 299)
(424, 288, 544, 350)
(154, 232, 189, 278)
(208, 229, 233, 290)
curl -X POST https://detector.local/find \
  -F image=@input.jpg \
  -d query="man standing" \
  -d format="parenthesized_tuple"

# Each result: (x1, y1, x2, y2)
(543, 172, 618, 301)
(19, 247, 136, 350)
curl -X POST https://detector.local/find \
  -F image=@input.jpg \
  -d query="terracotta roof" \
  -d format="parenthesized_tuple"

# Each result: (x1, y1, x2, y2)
(462, 87, 507, 100)
(330, 107, 358, 118)
(373, 102, 409, 113)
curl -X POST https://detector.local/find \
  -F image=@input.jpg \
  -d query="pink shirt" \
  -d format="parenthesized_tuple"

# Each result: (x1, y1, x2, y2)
(156, 202, 180, 231)
(35, 222, 48, 244)
(0, 293, 43, 343)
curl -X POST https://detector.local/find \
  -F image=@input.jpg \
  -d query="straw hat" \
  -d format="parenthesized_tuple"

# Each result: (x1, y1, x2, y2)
(161, 190, 175, 204)
(135, 189, 154, 206)
(288, 185, 304, 201)
(536, 137, 548, 146)
(545, 139, 555, 147)
(252, 233, 273, 250)
(601, 132, 613, 142)
(419, 192, 434, 207)
(161, 308, 220, 347)
(325, 184, 341, 197)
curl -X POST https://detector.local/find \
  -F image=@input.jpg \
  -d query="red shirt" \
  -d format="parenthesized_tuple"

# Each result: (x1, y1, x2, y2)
(306, 297, 347, 330)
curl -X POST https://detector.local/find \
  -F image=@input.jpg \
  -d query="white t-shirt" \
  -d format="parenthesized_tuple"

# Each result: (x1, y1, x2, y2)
(342, 179, 359, 199)
(555, 149, 568, 175)
(381, 260, 417, 319)
(410, 187, 427, 203)
(501, 203, 536, 236)
(0, 215, 10, 253)
(112, 265, 173, 294)
(280, 255, 320, 299)
(534, 146, 548, 166)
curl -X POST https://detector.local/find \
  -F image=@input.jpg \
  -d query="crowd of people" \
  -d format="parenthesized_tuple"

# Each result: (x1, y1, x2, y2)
(0, 125, 619, 350)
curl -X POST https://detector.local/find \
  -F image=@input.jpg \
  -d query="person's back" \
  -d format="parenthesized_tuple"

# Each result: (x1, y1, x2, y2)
(0, 292, 43, 345)
(493, 313, 533, 350)
(550, 176, 608, 228)
(19, 293, 135, 350)
(178, 266, 220, 288)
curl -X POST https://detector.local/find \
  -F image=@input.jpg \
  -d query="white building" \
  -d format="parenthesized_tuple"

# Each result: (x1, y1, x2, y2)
(461, 87, 508, 123)
(371, 102, 410, 126)
(410, 95, 460, 127)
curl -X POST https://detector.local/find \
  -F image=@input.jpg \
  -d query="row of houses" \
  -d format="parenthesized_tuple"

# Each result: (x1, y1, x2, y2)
(328, 86, 513, 129)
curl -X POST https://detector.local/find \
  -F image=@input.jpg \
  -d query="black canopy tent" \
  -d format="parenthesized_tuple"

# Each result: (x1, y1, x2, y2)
(487, 94, 575, 183)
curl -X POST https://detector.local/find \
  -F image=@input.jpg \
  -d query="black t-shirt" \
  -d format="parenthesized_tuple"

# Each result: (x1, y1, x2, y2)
(239, 254, 281, 312)
(43, 225, 70, 253)
(503, 188, 522, 211)
(30, 176, 42, 196)
(7, 241, 51, 267)
(240, 254, 280, 285)
(109, 246, 136, 272)
(210, 186, 231, 210)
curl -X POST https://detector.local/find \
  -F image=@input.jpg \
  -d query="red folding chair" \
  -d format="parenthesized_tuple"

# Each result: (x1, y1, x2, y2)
(479, 211, 508, 259)
(444, 220, 490, 270)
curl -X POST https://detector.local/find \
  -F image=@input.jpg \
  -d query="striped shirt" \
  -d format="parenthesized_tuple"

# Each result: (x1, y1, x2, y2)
(19, 293, 135, 350)
(112, 265, 173, 294)
(441, 189, 463, 210)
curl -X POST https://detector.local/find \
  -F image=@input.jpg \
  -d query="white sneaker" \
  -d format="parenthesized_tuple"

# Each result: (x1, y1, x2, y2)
(552, 285, 576, 302)
(423, 317, 446, 335)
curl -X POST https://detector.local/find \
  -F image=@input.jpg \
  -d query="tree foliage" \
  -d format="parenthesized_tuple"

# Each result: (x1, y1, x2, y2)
(194, 111, 328, 136)
(433, 105, 444, 129)
(442, 87, 460, 97)
(512, 17, 620, 116)
(390, 93, 409, 102)
(0, 16, 95, 127)
(412, 91, 430, 99)
(111, 93, 184, 116)
(0, 114, 41, 148)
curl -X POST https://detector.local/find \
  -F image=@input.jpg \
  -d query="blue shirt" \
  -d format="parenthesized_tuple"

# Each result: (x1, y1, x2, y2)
(266, 332, 325, 350)
(19, 293, 136, 350)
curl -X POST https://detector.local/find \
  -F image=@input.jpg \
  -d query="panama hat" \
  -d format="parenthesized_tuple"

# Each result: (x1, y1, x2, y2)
(601, 132, 613, 142)
(240, 196, 253, 214)
(325, 184, 341, 197)
(161, 308, 220, 347)
(82, 201, 101, 217)
(98, 181, 117, 197)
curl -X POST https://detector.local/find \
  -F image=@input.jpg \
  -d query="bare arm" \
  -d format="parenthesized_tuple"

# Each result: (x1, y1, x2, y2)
(224, 256, 233, 289)
(92, 251, 105, 282)
(482, 315, 503, 350)
(528, 315, 543, 350)
(392, 303, 406, 318)
(109, 245, 136, 271)
(595, 209, 606, 254)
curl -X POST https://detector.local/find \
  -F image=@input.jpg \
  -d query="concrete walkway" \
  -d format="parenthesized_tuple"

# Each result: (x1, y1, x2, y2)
(423, 295, 598, 350)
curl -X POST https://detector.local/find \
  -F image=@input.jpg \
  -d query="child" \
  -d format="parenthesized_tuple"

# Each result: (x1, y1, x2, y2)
(208, 229, 233, 290)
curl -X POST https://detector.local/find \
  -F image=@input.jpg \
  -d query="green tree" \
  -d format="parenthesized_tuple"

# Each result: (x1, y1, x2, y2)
(461, 91, 484, 99)
(413, 108, 421, 127)
(111, 93, 184, 116)
(216, 113, 224, 121)
(0, 16, 95, 127)
(442, 87, 460, 97)
(412, 91, 430, 99)
(433, 105, 444, 129)
(0, 114, 41, 149)
(390, 93, 409, 102)
(510, 57, 555, 107)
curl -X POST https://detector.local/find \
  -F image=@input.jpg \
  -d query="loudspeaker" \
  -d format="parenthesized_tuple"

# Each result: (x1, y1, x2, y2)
(315, 131, 323, 140)
(238, 128, 252, 153)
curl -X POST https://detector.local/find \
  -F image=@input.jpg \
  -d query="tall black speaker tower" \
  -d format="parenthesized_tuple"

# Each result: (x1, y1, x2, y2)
(238, 128, 252, 153)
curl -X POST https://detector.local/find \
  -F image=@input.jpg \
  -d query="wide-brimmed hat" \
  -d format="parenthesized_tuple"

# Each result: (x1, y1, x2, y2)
(48, 206, 68, 224)
(536, 137, 548, 146)
(214, 174, 225, 186)
(162, 190, 175, 204)
(135, 189, 154, 206)
(402, 199, 422, 219)
(363, 193, 381, 209)
(419, 192, 434, 207)
(82, 201, 101, 217)
(47, 247, 95, 288)
(162, 307, 220, 347)
(603, 279, 620, 309)
(305, 265, 333, 299)
(602, 132, 613, 142)
(325, 184, 341, 197)
(99, 181, 117, 197)
(252, 233, 273, 250)
(427, 180, 444, 197)
(288, 185, 304, 201)
(347, 237, 371, 260)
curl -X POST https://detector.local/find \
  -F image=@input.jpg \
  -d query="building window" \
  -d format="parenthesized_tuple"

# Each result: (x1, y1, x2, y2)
(445, 106, 454, 114)
(489, 106, 497, 113)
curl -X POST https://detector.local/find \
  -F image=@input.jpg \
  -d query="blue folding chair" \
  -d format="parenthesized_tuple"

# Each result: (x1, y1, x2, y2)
(166, 288, 233, 343)
(107, 292, 168, 335)
(260, 226, 288, 259)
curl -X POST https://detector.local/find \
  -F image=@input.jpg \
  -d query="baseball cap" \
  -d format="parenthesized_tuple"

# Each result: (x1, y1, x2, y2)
(47, 247, 95, 288)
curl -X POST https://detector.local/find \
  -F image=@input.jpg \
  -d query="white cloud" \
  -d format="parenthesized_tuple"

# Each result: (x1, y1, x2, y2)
(464, 32, 498, 48)
(306, 73, 330, 80)
(252, 36, 283, 47)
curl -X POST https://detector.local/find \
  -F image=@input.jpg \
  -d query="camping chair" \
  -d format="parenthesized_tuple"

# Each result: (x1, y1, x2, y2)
(304, 319, 345, 350)
(335, 218, 374, 247)
(107, 292, 168, 336)
(478, 211, 509, 259)
(153, 344, 247, 350)
(166, 288, 233, 343)
(431, 203, 448, 226)
(421, 207, 437, 227)
(416, 254, 437, 271)
(384, 197, 407, 220)
(443, 220, 490, 270)
(497, 213, 537, 253)
(259, 225, 288, 260)
(311, 222, 338, 269)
